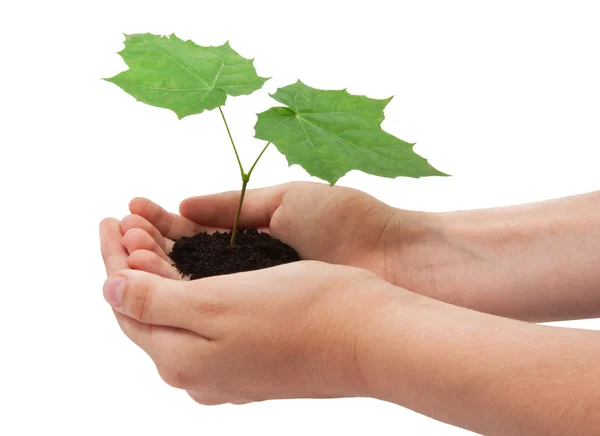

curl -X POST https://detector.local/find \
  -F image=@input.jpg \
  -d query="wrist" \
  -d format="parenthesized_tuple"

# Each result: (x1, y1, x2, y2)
(322, 274, 414, 399)
(354, 285, 451, 404)
(345, 279, 433, 399)
(383, 194, 600, 321)
(380, 208, 489, 304)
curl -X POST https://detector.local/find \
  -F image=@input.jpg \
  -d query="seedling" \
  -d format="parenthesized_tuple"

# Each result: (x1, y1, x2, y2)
(105, 33, 446, 247)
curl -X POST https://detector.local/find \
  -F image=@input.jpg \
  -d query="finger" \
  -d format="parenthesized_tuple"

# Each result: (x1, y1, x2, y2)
(121, 214, 173, 253)
(179, 183, 290, 229)
(122, 228, 171, 262)
(102, 270, 217, 337)
(112, 310, 194, 363)
(128, 249, 181, 280)
(101, 220, 165, 354)
(100, 218, 128, 276)
(112, 310, 155, 351)
(129, 197, 208, 240)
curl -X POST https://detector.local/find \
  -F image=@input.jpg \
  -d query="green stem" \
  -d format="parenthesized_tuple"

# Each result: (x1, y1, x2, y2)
(218, 106, 271, 247)
(230, 175, 249, 248)
(247, 142, 271, 178)
(218, 106, 245, 178)
(230, 142, 271, 247)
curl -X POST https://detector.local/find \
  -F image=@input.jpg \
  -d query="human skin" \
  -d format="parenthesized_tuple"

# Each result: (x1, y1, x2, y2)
(100, 217, 600, 435)
(120, 182, 600, 321)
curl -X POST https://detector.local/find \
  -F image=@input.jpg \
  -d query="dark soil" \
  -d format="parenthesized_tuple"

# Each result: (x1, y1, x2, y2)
(169, 228, 300, 280)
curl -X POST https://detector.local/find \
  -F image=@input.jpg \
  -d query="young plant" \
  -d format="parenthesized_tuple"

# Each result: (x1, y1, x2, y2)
(105, 33, 446, 247)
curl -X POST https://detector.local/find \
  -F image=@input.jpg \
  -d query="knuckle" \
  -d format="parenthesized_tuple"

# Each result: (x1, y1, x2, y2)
(187, 391, 224, 406)
(126, 277, 153, 323)
(270, 206, 290, 233)
(284, 181, 306, 191)
(157, 365, 191, 389)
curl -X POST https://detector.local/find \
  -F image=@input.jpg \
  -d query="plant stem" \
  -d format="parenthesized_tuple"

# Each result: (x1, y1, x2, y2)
(218, 106, 245, 178)
(230, 175, 249, 248)
(218, 107, 271, 247)
(229, 142, 271, 246)
(247, 142, 271, 178)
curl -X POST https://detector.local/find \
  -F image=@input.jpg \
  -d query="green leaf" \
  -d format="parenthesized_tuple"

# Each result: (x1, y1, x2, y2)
(254, 81, 447, 185)
(104, 33, 269, 119)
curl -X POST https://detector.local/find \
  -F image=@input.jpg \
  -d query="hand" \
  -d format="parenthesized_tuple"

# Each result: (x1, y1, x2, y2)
(119, 181, 600, 322)
(119, 181, 472, 312)
(101, 218, 390, 405)
(101, 200, 600, 434)
(119, 181, 432, 282)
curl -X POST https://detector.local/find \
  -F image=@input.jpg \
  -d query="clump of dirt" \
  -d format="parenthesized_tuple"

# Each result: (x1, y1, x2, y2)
(169, 228, 300, 280)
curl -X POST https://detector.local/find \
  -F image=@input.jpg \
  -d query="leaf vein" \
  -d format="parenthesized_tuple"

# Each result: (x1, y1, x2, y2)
(155, 47, 212, 89)
(298, 115, 403, 166)
(296, 118, 334, 181)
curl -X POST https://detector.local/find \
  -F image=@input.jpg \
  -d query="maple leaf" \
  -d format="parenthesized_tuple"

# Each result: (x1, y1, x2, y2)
(105, 33, 268, 119)
(255, 81, 447, 185)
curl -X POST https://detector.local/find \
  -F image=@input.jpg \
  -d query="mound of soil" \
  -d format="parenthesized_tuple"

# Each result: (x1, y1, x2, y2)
(169, 228, 300, 280)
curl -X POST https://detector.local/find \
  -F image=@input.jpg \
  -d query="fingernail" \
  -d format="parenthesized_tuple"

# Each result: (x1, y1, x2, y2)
(103, 276, 126, 307)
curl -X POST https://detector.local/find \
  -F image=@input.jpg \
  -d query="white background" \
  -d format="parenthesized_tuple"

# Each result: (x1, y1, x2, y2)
(1, 1, 599, 435)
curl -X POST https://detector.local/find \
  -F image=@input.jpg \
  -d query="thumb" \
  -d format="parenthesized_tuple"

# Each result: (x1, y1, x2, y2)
(103, 270, 196, 331)
(179, 184, 288, 229)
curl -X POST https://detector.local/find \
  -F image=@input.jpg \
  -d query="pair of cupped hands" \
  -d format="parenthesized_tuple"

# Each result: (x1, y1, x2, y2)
(100, 181, 466, 405)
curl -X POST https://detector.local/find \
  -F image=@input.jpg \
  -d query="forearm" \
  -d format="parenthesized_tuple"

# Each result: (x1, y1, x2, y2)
(358, 286, 600, 435)
(386, 190, 600, 321)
